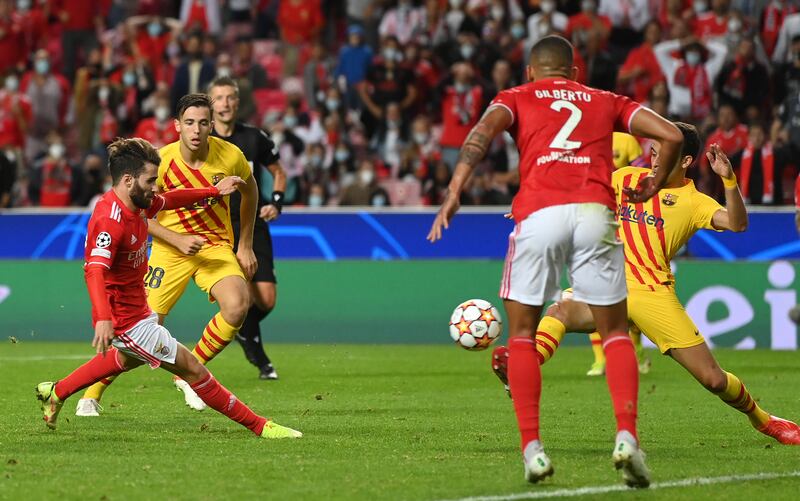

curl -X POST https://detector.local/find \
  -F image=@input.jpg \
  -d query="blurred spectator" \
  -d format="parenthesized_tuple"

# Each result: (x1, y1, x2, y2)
(216, 51, 256, 123)
(0, 0, 21, 75)
(0, 148, 13, 207)
(171, 31, 216, 110)
(133, 97, 179, 149)
(114, 59, 156, 134)
(565, 0, 611, 49)
(525, 0, 568, 46)
(13, 0, 47, 62)
(700, 104, 749, 197)
(339, 158, 390, 206)
(422, 156, 451, 205)
(379, 0, 427, 45)
(55, 0, 103, 81)
(359, 36, 416, 136)
(306, 181, 327, 207)
(224, 0, 256, 45)
(761, 0, 797, 58)
(278, 0, 323, 75)
(399, 114, 437, 179)
(437, 62, 482, 171)
(76, 78, 122, 154)
(0, 73, 32, 153)
(373, 101, 408, 175)
(655, 36, 727, 122)
(21, 49, 71, 162)
(617, 20, 664, 103)
(774, 87, 800, 156)
(715, 37, 770, 118)
(730, 122, 789, 205)
(234, 36, 269, 89)
(772, 11, 800, 64)
(489, 59, 515, 96)
(598, 0, 651, 33)
(32, 134, 78, 207)
(775, 34, 800, 104)
(584, 27, 616, 91)
(693, 0, 731, 40)
(181, 0, 222, 35)
(128, 15, 182, 83)
(336, 24, 374, 110)
(304, 42, 335, 110)
(76, 153, 105, 206)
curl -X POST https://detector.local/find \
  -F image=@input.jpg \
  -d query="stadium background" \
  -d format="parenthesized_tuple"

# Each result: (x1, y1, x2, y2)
(0, 0, 798, 352)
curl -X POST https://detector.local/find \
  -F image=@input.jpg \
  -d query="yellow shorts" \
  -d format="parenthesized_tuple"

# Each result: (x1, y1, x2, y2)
(145, 243, 245, 315)
(628, 284, 706, 353)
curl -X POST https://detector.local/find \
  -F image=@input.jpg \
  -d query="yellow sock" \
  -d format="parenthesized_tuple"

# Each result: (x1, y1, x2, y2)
(82, 375, 117, 401)
(535, 316, 565, 365)
(191, 312, 239, 365)
(589, 332, 605, 364)
(718, 371, 770, 429)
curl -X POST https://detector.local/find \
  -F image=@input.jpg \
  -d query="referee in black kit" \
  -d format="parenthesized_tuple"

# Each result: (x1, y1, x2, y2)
(208, 76, 287, 380)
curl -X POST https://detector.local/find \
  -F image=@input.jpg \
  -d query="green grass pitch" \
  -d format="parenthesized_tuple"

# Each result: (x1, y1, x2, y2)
(1, 342, 799, 500)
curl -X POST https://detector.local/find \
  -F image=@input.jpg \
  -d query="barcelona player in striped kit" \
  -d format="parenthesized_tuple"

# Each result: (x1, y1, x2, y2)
(492, 123, 800, 446)
(77, 94, 261, 414)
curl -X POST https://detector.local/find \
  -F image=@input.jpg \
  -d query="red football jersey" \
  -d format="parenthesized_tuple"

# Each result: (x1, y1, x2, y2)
(490, 78, 642, 222)
(84, 190, 166, 333)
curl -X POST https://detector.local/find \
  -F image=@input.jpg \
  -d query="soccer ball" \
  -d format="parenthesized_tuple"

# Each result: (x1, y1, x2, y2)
(449, 299, 503, 350)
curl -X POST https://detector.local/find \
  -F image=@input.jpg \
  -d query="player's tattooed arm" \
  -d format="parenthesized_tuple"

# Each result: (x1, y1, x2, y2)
(457, 128, 491, 168)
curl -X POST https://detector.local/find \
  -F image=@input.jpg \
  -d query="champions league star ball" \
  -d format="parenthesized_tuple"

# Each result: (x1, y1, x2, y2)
(449, 299, 503, 351)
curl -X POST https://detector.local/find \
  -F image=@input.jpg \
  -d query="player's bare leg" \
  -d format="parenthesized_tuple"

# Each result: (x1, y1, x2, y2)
(161, 343, 301, 438)
(589, 299, 650, 488)
(237, 281, 279, 380)
(669, 344, 800, 445)
(503, 299, 553, 483)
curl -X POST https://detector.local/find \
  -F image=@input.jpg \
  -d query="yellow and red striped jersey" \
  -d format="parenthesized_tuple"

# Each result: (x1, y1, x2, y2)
(155, 136, 251, 247)
(613, 166, 722, 290)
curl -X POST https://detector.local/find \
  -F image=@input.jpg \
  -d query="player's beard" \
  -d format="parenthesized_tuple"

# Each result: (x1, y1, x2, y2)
(130, 182, 154, 209)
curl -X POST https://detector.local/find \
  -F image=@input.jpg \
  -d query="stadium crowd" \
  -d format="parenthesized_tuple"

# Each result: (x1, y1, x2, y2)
(0, 0, 798, 209)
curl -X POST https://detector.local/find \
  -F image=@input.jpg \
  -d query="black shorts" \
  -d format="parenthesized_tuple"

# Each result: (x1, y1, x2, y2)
(232, 220, 277, 284)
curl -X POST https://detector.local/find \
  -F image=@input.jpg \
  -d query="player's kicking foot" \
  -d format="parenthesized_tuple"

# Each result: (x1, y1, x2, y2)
(174, 378, 207, 411)
(586, 360, 605, 376)
(259, 364, 279, 380)
(758, 416, 800, 445)
(491, 345, 510, 397)
(35, 382, 63, 430)
(522, 440, 554, 483)
(635, 344, 651, 375)
(612, 431, 650, 488)
(260, 420, 303, 439)
(75, 398, 102, 416)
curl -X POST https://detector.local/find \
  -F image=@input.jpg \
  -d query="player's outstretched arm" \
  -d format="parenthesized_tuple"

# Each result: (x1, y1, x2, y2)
(625, 109, 683, 203)
(236, 172, 259, 279)
(427, 106, 512, 242)
(708, 143, 748, 232)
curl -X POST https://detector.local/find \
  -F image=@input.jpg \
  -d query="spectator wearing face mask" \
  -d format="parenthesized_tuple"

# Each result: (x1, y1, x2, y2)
(12, 0, 47, 62)
(373, 101, 408, 175)
(128, 15, 183, 83)
(436, 62, 482, 171)
(21, 50, 71, 163)
(304, 42, 335, 110)
(53, 0, 104, 81)
(565, 0, 612, 50)
(598, 0, 651, 33)
(399, 114, 437, 180)
(76, 79, 121, 154)
(654, 36, 727, 122)
(339, 158, 390, 206)
(114, 60, 155, 135)
(379, 0, 427, 45)
(358, 36, 416, 138)
(693, 0, 732, 40)
(0, 73, 32, 154)
(336, 24, 374, 110)
(306, 182, 327, 207)
(133, 99, 179, 149)
(33, 136, 78, 207)
(525, 0, 568, 47)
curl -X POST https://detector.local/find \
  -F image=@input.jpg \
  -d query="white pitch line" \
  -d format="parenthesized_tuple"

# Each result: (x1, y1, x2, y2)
(443, 470, 800, 501)
(0, 354, 92, 362)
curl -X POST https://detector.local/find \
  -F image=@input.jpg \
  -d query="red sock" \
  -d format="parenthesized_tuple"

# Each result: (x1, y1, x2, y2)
(190, 374, 267, 435)
(508, 336, 541, 451)
(602, 334, 639, 440)
(53, 348, 127, 400)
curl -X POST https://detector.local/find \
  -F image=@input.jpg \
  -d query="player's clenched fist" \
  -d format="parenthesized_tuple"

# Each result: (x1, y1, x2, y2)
(214, 176, 245, 196)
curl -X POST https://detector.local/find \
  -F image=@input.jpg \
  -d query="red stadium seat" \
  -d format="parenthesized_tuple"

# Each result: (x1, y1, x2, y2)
(253, 89, 287, 118)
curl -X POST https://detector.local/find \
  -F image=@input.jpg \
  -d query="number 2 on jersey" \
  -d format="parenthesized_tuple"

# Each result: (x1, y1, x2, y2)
(549, 100, 583, 150)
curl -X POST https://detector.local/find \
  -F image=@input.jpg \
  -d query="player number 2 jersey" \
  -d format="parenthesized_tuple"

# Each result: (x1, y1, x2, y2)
(489, 78, 642, 222)
(156, 136, 251, 248)
(613, 166, 723, 290)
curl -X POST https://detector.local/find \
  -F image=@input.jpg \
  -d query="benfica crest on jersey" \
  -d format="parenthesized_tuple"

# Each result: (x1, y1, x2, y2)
(662, 193, 679, 206)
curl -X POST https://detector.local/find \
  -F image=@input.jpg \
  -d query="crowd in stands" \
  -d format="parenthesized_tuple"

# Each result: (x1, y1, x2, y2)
(0, 0, 799, 209)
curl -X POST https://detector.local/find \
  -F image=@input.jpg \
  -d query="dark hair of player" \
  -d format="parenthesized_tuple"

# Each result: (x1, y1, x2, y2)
(528, 35, 573, 74)
(673, 122, 700, 165)
(176, 93, 213, 120)
(207, 76, 239, 96)
(107, 138, 161, 184)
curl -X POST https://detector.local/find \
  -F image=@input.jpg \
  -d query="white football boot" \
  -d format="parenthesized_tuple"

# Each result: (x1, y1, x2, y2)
(612, 430, 651, 488)
(75, 398, 103, 416)
(523, 440, 554, 483)
(174, 378, 207, 411)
